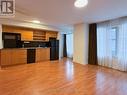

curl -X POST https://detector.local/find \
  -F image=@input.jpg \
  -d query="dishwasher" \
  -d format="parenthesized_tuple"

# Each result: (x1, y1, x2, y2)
(27, 48, 36, 64)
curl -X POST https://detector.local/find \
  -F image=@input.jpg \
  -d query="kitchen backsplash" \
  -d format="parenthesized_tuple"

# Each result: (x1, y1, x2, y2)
(22, 41, 50, 48)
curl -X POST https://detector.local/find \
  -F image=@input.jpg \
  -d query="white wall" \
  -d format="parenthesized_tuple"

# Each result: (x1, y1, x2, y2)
(0, 24, 3, 49)
(73, 23, 89, 65)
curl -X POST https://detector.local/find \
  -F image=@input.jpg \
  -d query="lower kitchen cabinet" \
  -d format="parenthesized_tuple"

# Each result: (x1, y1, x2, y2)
(0, 49, 27, 66)
(0, 48, 50, 67)
(36, 48, 50, 62)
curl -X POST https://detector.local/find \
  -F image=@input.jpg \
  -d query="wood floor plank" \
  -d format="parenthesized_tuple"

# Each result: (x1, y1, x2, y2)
(0, 58, 127, 95)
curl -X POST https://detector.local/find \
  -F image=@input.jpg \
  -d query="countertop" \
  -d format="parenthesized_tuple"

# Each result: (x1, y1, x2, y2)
(1, 47, 50, 50)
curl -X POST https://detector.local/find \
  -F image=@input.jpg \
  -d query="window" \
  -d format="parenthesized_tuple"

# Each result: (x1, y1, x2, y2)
(97, 18, 127, 71)
(110, 27, 118, 57)
(66, 33, 73, 58)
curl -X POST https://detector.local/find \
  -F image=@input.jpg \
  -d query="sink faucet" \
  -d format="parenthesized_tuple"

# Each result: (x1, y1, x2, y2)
(22, 44, 24, 48)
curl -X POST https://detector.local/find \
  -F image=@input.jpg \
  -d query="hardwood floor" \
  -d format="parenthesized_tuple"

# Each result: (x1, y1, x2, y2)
(0, 58, 127, 95)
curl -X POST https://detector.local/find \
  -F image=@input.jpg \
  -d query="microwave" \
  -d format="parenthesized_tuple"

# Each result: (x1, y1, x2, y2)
(2, 32, 22, 48)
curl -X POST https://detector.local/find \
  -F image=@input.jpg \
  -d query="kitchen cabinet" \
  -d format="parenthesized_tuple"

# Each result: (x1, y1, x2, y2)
(21, 31, 33, 41)
(46, 31, 58, 41)
(1, 49, 27, 66)
(36, 48, 50, 62)
(0, 48, 50, 67)
(2, 25, 58, 41)
(2, 25, 33, 41)
(1, 50, 12, 66)
(33, 30, 46, 41)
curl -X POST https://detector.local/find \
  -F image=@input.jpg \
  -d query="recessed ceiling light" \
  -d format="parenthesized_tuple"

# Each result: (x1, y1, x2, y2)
(32, 20, 41, 24)
(74, 0, 88, 8)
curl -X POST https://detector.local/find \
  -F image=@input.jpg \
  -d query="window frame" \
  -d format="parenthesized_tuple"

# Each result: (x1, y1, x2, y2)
(111, 27, 118, 58)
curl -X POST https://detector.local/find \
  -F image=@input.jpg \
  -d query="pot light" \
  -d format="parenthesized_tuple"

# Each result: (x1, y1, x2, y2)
(32, 20, 40, 24)
(74, 0, 88, 8)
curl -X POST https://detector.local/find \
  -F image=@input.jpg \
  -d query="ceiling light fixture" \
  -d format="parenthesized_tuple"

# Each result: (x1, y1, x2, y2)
(32, 20, 41, 24)
(74, 0, 88, 8)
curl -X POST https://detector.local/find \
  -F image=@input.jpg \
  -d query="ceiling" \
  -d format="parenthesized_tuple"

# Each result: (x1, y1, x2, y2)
(13, 0, 127, 26)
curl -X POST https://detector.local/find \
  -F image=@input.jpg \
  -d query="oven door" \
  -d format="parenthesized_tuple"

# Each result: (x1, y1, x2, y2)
(2, 33, 21, 48)
(3, 39, 17, 48)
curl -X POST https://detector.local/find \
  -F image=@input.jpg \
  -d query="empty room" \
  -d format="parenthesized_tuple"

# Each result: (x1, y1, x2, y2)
(0, 0, 127, 95)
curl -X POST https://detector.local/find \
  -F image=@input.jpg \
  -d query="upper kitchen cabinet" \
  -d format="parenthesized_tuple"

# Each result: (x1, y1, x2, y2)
(2, 25, 33, 41)
(21, 31, 33, 41)
(2, 25, 58, 41)
(46, 31, 58, 41)
(33, 30, 46, 41)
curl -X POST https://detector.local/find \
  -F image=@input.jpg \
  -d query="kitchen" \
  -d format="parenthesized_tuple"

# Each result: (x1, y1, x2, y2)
(0, 25, 59, 67)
